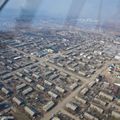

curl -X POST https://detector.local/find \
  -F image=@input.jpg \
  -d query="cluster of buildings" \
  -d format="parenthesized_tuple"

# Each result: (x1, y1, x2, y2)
(0, 47, 35, 77)
(0, 46, 81, 120)
(0, 28, 120, 120)
(63, 76, 120, 120)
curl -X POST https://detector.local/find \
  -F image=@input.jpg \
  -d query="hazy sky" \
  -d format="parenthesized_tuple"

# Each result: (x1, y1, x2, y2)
(1, 0, 120, 23)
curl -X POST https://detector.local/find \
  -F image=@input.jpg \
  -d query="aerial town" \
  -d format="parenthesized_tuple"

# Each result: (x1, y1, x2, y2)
(0, 27, 120, 120)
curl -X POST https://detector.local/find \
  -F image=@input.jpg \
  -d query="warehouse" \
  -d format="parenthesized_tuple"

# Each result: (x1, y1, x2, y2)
(36, 84, 45, 91)
(84, 112, 99, 120)
(57, 63, 64, 67)
(66, 102, 78, 111)
(78, 71, 87, 77)
(112, 111, 120, 118)
(66, 60, 72, 65)
(71, 63, 78, 68)
(16, 72, 23, 77)
(60, 72, 68, 77)
(70, 77, 80, 82)
(45, 71, 54, 77)
(25, 77, 33, 83)
(113, 104, 120, 110)
(1, 87, 11, 95)
(44, 80, 53, 86)
(81, 88, 89, 95)
(75, 96, 87, 104)
(12, 97, 23, 106)
(14, 56, 22, 60)
(99, 92, 114, 101)
(22, 87, 33, 95)
(32, 73, 40, 79)
(67, 66, 76, 72)
(70, 83, 78, 90)
(51, 117, 60, 120)
(49, 74, 59, 80)
(48, 91, 58, 99)
(49, 59, 55, 64)
(43, 101, 55, 112)
(24, 106, 36, 117)
(78, 61, 86, 66)
(88, 81, 96, 88)
(1, 116, 15, 120)
(16, 83, 26, 90)
(2, 74, 12, 80)
(94, 98, 107, 106)
(55, 86, 65, 93)
(23, 69, 30, 74)
(74, 56, 81, 60)
(7, 66, 13, 71)
(14, 63, 20, 69)
(117, 99, 120, 105)
(90, 104, 104, 114)
(49, 67, 56, 72)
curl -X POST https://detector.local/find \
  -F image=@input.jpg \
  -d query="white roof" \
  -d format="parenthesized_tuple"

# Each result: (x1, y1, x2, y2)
(66, 103, 78, 111)
(52, 117, 60, 120)
(48, 91, 58, 98)
(13, 97, 22, 105)
(43, 101, 55, 112)
(24, 106, 35, 117)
